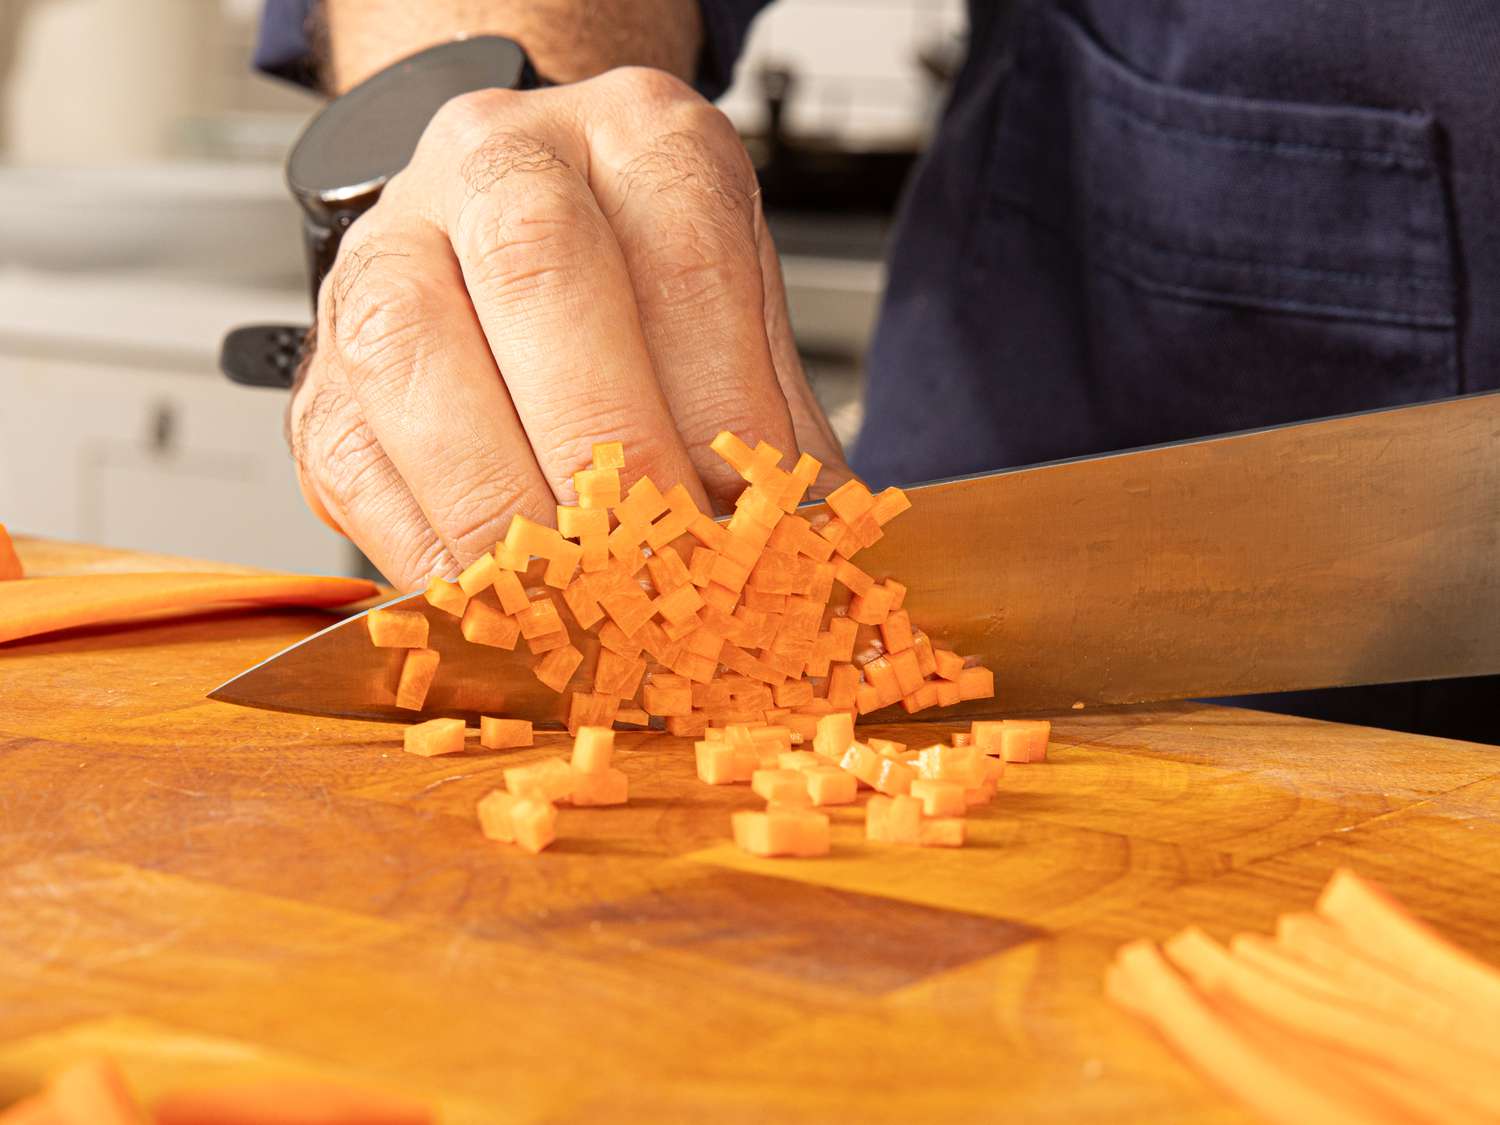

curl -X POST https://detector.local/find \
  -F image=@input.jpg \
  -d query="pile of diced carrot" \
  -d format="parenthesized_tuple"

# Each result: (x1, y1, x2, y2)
(471, 725, 630, 854)
(370, 433, 993, 734)
(711, 715, 1049, 857)
(1108, 868, 1500, 1124)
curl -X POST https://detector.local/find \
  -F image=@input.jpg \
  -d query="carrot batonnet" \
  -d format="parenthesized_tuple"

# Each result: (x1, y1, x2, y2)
(0, 572, 378, 646)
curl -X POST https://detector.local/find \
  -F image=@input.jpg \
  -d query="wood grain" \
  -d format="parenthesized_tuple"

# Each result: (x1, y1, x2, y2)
(2, 538, 1497, 1123)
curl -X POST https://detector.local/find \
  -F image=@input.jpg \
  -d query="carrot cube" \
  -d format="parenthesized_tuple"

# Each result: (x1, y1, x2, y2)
(574, 467, 621, 508)
(457, 552, 499, 596)
(868, 737, 908, 759)
(695, 740, 740, 784)
(526, 629, 570, 654)
(477, 790, 520, 841)
(597, 620, 643, 658)
(395, 647, 440, 710)
(687, 513, 729, 551)
(600, 586, 656, 636)
(572, 766, 629, 806)
(424, 578, 469, 618)
(951, 731, 973, 747)
(646, 545, 692, 593)
(931, 648, 966, 683)
(805, 766, 858, 806)
(910, 778, 967, 818)
(367, 608, 428, 648)
(780, 452, 822, 512)
(646, 483, 701, 549)
(571, 726, 615, 773)
(888, 648, 924, 695)
(865, 794, 923, 844)
(990, 719, 1050, 762)
(511, 797, 558, 854)
(490, 567, 530, 615)
(869, 486, 912, 525)
(840, 742, 915, 796)
(688, 547, 718, 588)
(880, 609, 914, 654)
(404, 716, 464, 757)
(562, 576, 605, 631)
(752, 768, 813, 806)
(461, 598, 520, 649)
(958, 666, 994, 700)
(732, 807, 831, 857)
(934, 679, 962, 708)
(615, 476, 668, 528)
(826, 479, 875, 522)
(700, 582, 740, 614)
(855, 684, 883, 715)
(915, 744, 985, 785)
(534, 643, 583, 692)
(653, 582, 705, 626)
(779, 750, 822, 771)
(480, 716, 533, 749)
(826, 663, 860, 710)
(666, 712, 710, 738)
(558, 503, 608, 540)
(813, 712, 855, 759)
(902, 683, 941, 714)
(592, 440, 626, 470)
(504, 757, 578, 803)
(594, 648, 646, 699)
(615, 707, 650, 727)
(827, 615, 857, 661)
(516, 595, 564, 639)
(543, 541, 582, 588)
(848, 585, 893, 625)
(772, 679, 814, 708)
(784, 712, 821, 742)
(912, 632, 938, 677)
(642, 681, 693, 717)
(711, 431, 756, 474)
(919, 818, 965, 847)
(862, 656, 902, 706)
(568, 691, 620, 734)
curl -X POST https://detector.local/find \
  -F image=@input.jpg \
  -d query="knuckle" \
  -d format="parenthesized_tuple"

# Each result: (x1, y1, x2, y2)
(602, 66, 697, 110)
(320, 244, 435, 385)
(458, 126, 570, 198)
(427, 87, 521, 144)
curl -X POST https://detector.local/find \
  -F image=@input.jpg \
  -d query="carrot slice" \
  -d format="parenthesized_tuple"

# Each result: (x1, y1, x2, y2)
(0, 572, 377, 646)
(1316, 868, 1500, 1018)
(571, 767, 629, 806)
(534, 644, 583, 693)
(394, 648, 440, 710)
(0, 524, 24, 580)
(153, 1078, 431, 1125)
(423, 578, 468, 618)
(459, 598, 519, 649)
(366, 608, 428, 648)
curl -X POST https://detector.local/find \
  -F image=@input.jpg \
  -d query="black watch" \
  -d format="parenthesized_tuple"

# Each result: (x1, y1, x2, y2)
(220, 36, 546, 389)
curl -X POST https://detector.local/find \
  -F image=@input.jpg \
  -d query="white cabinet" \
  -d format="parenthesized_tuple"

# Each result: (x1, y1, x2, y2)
(0, 352, 357, 576)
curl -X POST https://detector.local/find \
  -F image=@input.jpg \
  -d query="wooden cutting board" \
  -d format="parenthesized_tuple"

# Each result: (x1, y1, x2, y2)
(2, 539, 1497, 1123)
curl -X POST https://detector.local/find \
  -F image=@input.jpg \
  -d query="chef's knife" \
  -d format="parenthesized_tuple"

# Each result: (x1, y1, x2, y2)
(209, 391, 1500, 727)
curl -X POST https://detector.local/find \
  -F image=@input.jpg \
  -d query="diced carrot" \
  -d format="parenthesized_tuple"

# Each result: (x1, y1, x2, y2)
(751, 768, 812, 806)
(404, 717, 465, 757)
(567, 692, 620, 734)
(666, 712, 710, 738)
(911, 631, 937, 676)
(958, 666, 994, 700)
(511, 798, 558, 854)
(885, 649, 922, 695)
(0, 524, 23, 580)
(460, 598, 520, 649)
(558, 503, 608, 541)
(490, 567, 530, 615)
(901, 683, 940, 714)
(804, 766, 858, 807)
(825, 479, 874, 522)
(525, 629, 570, 655)
(778, 750, 821, 771)
(653, 583, 704, 627)
(915, 744, 986, 785)
(869, 486, 912, 526)
(516, 595, 564, 639)
(812, 712, 854, 759)
(367, 608, 428, 648)
(534, 643, 583, 692)
(772, 679, 814, 709)
(861, 656, 902, 707)
(910, 778, 966, 818)
(480, 717, 532, 750)
(591, 440, 626, 470)
(848, 585, 893, 625)
(934, 679, 962, 707)
(645, 546, 691, 593)
(710, 431, 756, 474)
(542, 541, 582, 588)
(867, 737, 908, 759)
(642, 680, 693, 717)
(457, 552, 498, 597)
(780, 452, 822, 512)
(571, 726, 614, 773)
(423, 578, 468, 618)
(572, 766, 629, 807)
(687, 514, 729, 551)
(840, 742, 915, 796)
(395, 648, 440, 710)
(599, 586, 655, 636)
(593, 649, 646, 699)
(615, 707, 650, 727)
(731, 807, 830, 857)
(646, 484, 701, 549)
(975, 719, 1049, 762)
(573, 467, 621, 509)
(918, 818, 966, 847)
(478, 790, 521, 841)
(700, 582, 740, 614)
(865, 794, 922, 844)
(596, 620, 643, 658)
(504, 757, 577, 803)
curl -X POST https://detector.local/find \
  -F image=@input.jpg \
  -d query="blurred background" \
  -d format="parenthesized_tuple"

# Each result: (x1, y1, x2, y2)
(0, 0, 964, 576)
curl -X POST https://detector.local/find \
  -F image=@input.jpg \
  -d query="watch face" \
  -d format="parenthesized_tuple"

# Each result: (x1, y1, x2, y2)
(288, 36, 528, 213)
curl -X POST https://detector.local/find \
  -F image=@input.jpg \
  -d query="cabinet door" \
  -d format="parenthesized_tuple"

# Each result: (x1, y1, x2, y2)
(0, 355, 356, 575)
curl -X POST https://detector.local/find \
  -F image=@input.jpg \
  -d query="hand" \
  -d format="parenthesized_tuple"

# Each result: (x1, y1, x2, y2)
(286, 67, 851, 590)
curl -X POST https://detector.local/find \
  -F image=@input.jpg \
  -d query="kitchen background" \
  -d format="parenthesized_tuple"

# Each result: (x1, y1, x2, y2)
(0, 0, 965, 576)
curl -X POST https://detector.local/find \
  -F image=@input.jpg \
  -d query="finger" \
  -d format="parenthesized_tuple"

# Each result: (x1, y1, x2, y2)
(425, 88, 712, 511)
(753, 209, 854, 498)
(585, 70, 797, 508)
(317, 208, 557, 567)
(287, 358, 459, 590)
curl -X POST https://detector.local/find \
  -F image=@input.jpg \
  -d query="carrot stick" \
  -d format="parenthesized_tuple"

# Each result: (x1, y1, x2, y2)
(1316, 868, 1500, 1018)
(1228, 932, 1361, 1005)
(0, 573, 378, 645)
(1107, 940, 1394, 1125)
(1162, 926, 1500, 1115)
(1275, 912, 1500, 1051)
(153, 1079, 432, 1125)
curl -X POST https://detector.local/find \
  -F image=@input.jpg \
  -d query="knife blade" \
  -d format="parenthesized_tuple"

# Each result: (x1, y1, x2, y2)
(209, 391, 1500, 726)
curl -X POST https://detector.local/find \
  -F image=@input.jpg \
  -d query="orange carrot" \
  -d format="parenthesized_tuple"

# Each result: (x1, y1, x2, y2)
(0, 572, 376, 647)
(0, 523, 23, 580)
(731, 807, 829, 857)
(366, 608, 428, 648)
(402, 717, 464, 758)
(153, 1079, 431, 1125)
(479, 717, 532, 750)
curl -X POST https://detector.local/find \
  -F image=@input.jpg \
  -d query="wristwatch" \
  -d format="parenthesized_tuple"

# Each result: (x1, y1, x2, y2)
(220, 36, 546, 389)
